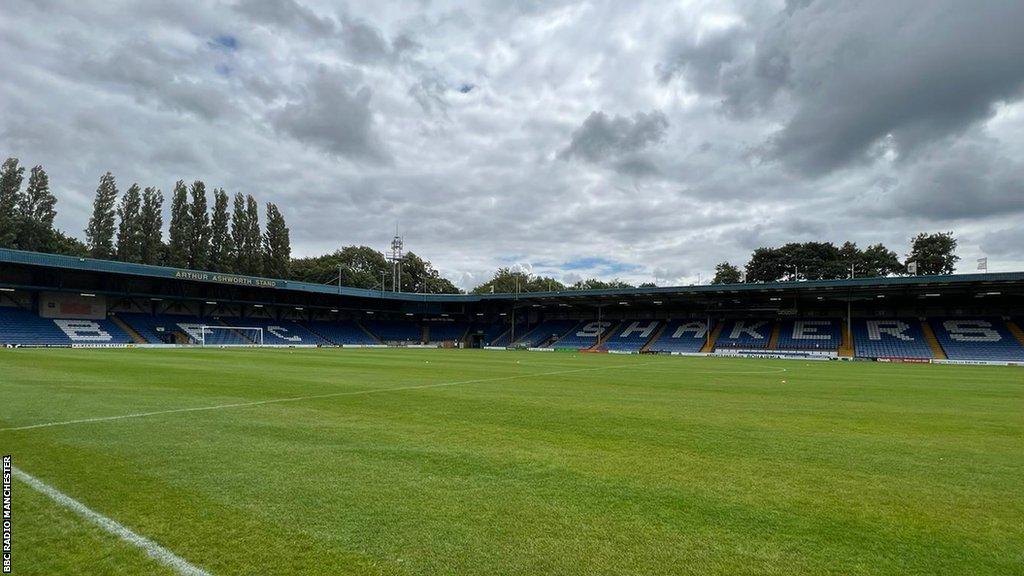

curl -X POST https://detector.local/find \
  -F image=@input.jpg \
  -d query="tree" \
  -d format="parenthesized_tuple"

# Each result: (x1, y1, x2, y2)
(745, 247, 788, 282)
(290, 245, 390, 288)
(243, 194, 262, 275)
(908, 232, 959, 275)
(230, 192, 249, 273)
(166, 180, 189, 267)
(262, 202, 290, 278)
(18, 165, 57, 252)
(859, 243, 903, 277)
(470, 268, 565, 294)
(208, 189, 232, 272)
(712, 262, 742, 284)
(115, 184, 143, 262)
(399, 251, 460, 293)
(139, 187, 164, 265)
(570, 278, 634, 290)
(85, 172, 118, 259)
(50, 229, 89, 257)
(187, 181, 210, 269)
(0, 158, 25, 248)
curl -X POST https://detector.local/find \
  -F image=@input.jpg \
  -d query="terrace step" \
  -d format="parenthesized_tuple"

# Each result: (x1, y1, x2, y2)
(767, 321, 781, 350)
(110, 314, 147, 344)
(838, 322, 854, 357)
(920, 320, 947, 359)
(356, 320, 383, 344)
(1006, 320, 1024, 348)
(639, 321, 667, 353)
(699, 321, 723, 353)
(591, 321, 621, 349)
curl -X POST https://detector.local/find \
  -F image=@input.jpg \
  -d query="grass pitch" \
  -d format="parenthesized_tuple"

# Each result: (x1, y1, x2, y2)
(1, 348, 1022, 575)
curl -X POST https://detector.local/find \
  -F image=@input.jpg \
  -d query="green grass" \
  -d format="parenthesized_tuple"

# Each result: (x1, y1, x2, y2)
(1, 348, 1022, 575)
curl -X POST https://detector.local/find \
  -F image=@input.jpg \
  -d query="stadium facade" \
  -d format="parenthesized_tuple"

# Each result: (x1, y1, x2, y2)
(1, 247, 1023, 365)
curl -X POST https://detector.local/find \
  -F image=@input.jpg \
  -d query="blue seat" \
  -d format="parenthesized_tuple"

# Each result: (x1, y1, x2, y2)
(776, 318, 840, 351)
(852, 318, 933, 359)
(601, 320, 662, 352)
(716, 319, 773, 349)
(0, 307, 131, 345)
(551, 320, 616, 349)
(930, 318, 1024, 361)
(647, 319, 712, 353)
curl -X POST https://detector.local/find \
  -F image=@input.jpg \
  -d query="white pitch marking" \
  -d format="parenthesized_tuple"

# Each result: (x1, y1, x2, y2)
(12, 466, 212, 576)
(0, 363, 650, 433)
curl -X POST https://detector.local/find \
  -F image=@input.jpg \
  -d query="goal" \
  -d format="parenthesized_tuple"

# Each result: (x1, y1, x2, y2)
(199, 325, 264, 346)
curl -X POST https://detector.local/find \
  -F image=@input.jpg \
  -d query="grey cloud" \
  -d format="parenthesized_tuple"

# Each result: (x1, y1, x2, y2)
(79, 38, 232, 120)
(4, 0, 1024, 289)
(890, 141, 1024, 219)
(268, 67, 391, 163)
(979, 226, 1024, 258)
(657, 27, 747, 94)
(233, 0, 336, 37)
(663, 1, 1024, 175)
(558, 110, 669, 164)
(768, 1, 1024, 174)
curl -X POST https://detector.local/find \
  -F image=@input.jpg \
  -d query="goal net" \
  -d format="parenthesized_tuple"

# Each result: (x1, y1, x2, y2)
(197, 325, 264, 346)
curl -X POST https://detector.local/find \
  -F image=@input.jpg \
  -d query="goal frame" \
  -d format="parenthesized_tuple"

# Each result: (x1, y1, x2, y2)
(199, 325, 264, 346)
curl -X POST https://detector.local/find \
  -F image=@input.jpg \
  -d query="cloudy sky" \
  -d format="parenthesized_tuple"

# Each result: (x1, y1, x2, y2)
(2, 0, 1023, 289)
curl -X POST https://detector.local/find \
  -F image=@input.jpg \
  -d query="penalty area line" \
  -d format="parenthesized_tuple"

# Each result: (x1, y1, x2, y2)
(0, 363, 649, 433)
(12, 466, 213, 576)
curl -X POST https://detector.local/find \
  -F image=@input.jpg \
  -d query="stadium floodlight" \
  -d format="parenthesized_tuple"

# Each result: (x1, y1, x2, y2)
(0, 287, 15, 292)
(80, 293, 96, 297)
(199, 325, 264, 347)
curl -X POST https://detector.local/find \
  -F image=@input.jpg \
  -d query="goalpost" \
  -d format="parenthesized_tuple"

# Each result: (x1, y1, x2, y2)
(199, 325, 264, 347)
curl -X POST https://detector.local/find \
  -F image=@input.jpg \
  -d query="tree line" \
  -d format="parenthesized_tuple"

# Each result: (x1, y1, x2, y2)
(712, 233, 960, 284)
(289, 246, 461, 294)
(0, 157, 290, 277)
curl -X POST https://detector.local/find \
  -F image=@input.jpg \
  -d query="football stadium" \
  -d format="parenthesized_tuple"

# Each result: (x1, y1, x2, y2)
(4, 1, 1024, 575)
(2, 247, 1023, 575)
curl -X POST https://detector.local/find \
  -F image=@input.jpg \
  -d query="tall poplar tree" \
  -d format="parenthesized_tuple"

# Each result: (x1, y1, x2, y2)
(262, 203, 290, 278)
(208, 188, 232, 272)
(139, 187, 164, 265)
(115, 183, 143, 262)
(0, 158, 25, 248)
(230, 192, 249, 273)
(18, 165, 57, 252)
(187, 180, 210, 269)
(85, 172, 118, 259)
(243, 194, 262, 275)
(167, 180, 190, 267)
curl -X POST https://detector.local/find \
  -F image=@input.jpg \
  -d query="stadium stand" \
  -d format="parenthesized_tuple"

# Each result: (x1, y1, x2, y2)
(119, 313, 254, 345)
(425, 322, 469, 343)
(467, 322, 508, 347)
(511, 319, 577, 347)
(602, 320, 662, 352)
(361, 319, 422, 343)
(304, 320, 379, 345)
(646, 319, 712, 353)
(715, 319, 773, 349)
(0, 307, 132, 345)
(776, 318, 841, 351)
(852, 318, 934, 359)
(489, 322, 527, 347)
(929, 318, 1024, 361)
(219, 317, 329, 345)
(551, 320, 615, 349)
